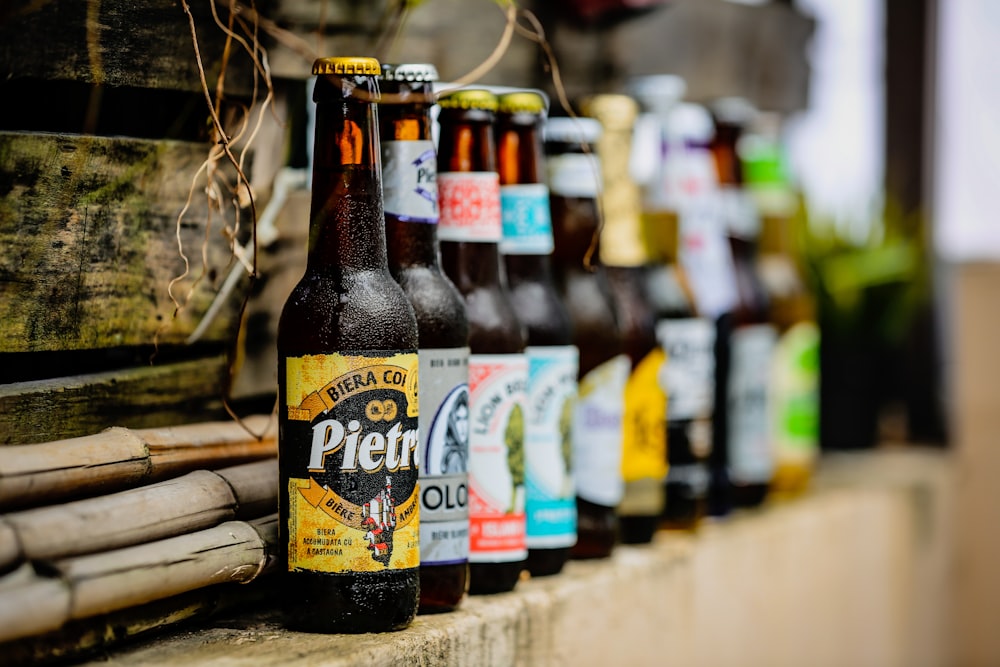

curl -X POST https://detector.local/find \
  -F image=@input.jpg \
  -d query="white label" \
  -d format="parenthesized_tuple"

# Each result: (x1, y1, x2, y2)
(728, 324, 778, 484)
(657, 317, 715, 420)
(382, 140, 438, 223)
(679, 202, 739, 318)
(717, 186, 760, 238)
(547, 153, 602, 198)
(525, 345, 579, 549)
(573, 355, 630, 507)
(418, 347, 470, 566)
(468, 353, 528, 563)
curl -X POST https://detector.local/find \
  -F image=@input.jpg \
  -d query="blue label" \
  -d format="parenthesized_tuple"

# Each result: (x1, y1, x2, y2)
(500, 183, 555, 255)
(524, 345, 579, 548)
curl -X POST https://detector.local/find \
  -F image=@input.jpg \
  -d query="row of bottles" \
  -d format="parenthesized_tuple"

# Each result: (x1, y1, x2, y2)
(276, 56, 819, 635)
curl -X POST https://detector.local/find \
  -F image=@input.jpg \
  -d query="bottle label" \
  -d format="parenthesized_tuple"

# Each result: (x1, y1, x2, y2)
(547, 152, 602, 198)
(468, 353, 528, 563)
(283, 350, 420, 574)
(717, 186, 761, 238)
(771, 322, 820, 464)
(619, 349, 668, 515)
(656, 317, 715, 421)
(573, 355, 630, 507)
(500, 183, 555, 255)
(728, 324, 778, 484)
(438, 172, 502, 242)
(679, 202, 739, 318)
(418, 347, 471, 566)
(525, 345, 579, 549)
(381, 140, 438, 223)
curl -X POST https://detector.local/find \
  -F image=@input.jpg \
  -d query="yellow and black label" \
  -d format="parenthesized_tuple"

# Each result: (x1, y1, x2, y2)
(621, 348, 668, 483)
(284, 350, 420, 574)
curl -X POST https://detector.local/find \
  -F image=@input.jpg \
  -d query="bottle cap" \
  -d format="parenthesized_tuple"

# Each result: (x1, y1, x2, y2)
(543, 117, 602, 144)
(381, 63, 439, 82)
(497, 91, 547, 114)
(627, 74, 687, 113)
(670, 102, 715, 143)
(710, 96, 757, 126)
(312, 57, 382, 76)
(582, 94, 638, 129)
(437, 89, 499, 111)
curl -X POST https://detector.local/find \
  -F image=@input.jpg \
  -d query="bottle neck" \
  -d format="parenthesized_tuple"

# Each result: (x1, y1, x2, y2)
(308, 77, 386, 272)
(711, 121, 744, 187)
(496, 114, 544, 185)
(437, 106, 505, 292)
(379, 83, 440, 270)
(550, 193, 599, 271)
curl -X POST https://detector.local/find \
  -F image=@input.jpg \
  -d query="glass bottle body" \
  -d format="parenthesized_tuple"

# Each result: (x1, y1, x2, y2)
(438, 101, 527, 594)
(277, 67, 419, 633)
(379, 74, 471, 612)
(497, 106, 578, 577)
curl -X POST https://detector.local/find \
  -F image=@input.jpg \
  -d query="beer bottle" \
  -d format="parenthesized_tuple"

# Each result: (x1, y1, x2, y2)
(630, 77, 714, 530)
(437, 89, 528, 594)
(585, 94, 667, 544)
(495, 92, 579, 577)
(379, 63, 471, 612)
(545, 116, 629, 559)
(277, 56, 420, 634)
(708, 97, 777, 511)
(742, 113, 819, 497)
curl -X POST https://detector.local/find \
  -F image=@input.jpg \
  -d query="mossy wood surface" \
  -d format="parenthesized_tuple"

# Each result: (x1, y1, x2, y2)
(0, 356, 230, 446)
(0, 132, 248, 355)
(0, 0, 254, 94)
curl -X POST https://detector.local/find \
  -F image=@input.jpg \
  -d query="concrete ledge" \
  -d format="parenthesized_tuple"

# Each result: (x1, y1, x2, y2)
(91, 450, 952, 667)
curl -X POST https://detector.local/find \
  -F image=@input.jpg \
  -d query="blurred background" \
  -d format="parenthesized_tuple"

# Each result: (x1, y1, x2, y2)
(2, 0, 999, 664)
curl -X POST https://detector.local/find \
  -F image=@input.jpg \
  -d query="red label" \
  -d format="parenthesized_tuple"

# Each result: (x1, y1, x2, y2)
(438, 172, 502, 242)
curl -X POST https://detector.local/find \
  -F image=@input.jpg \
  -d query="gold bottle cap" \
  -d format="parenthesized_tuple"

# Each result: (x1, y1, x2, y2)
(437, 89, 498, 111)
(497, 91, 547, 114)
(582, 94, 638, 129)
(312, 56, 382, 76)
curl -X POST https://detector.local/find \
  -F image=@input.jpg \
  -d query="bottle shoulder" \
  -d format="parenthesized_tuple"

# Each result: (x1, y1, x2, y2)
(506, 276, 573, 346)
(462, 284, 526, 355)
(394, 265, 470, 349)
(278, 268, 418, 353)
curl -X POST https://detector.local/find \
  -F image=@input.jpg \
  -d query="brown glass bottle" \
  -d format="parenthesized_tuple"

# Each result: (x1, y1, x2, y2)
(545, 116, 627, 559)
(379, 63, 471, 613)
(437, 90, 528, 595)
(495, 92, 579, 577)
(709, 97, 776, 511)
(277, 56, 419, 634)
(586, 94, 667, 545)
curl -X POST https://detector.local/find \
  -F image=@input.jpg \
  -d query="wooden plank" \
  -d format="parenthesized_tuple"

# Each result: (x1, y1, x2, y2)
(0, 357, 232, 447)
(0, 132, 249, 354)
(0, 0, 255, 95)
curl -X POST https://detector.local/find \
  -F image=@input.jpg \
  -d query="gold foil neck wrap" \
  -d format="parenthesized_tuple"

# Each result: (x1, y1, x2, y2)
(587, 95, 648, 267)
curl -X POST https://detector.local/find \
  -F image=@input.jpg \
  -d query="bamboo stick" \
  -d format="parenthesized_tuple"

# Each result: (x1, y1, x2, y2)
(0, 563, 72, 643)
(0, 517, 20, 572)
(0, 579, 279, 667)
(0, 415, 276, 511)
(0, 515, 277, 644)
(0, 460, 276, 569)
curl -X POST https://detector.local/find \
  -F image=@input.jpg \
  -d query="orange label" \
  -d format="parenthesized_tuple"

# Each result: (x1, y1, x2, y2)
(283, 351, 420, 574)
